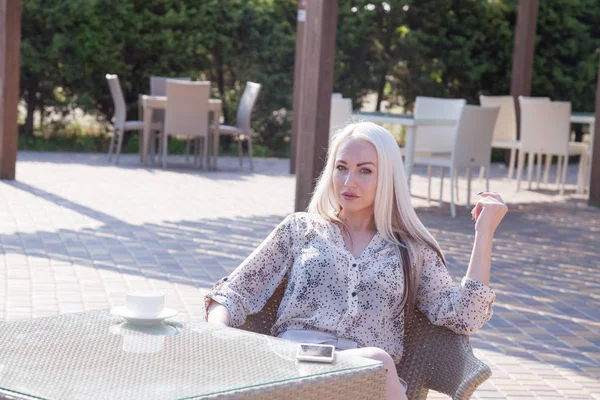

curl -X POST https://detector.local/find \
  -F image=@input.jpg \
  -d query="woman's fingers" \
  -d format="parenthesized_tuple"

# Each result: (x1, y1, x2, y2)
(472, 192, 507, 222)
(477, 192, 505, 204)
(471, 203, 481, 220)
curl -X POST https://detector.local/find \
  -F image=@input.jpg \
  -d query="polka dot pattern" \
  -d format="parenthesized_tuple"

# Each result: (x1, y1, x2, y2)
(205, 212, 495, 360)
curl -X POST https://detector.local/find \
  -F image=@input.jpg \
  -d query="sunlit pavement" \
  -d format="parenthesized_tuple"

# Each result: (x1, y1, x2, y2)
(1, 152, 598, 399)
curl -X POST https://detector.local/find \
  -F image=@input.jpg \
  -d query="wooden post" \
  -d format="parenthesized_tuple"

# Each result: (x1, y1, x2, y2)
(588, 57, 600, 206)
(0, 0, 21, 180)
(510, 0, 539, 139)
(290, 0, 307, 174)
(294, 0, 338, 211)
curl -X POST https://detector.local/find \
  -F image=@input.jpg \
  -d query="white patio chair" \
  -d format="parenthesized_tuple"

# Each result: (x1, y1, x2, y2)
(516, 101, 588, 195)
(162, 80, 211, 169)
(414, 96, 466, 155)
(516, 96, 554, 186)
(105, 74, 144, 164)
(479, 95, 520, 180)
(150, 76, 192, 96)
(518, 96, 551, 103)
(148, 76, 191, 162)
(414, 105, 500, 217)
(217, 82, 261, 169)
(329, 95, 352, 142)
(413, 96, 466, 203)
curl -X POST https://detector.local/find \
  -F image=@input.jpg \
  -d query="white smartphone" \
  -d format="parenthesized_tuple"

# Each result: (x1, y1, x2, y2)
(295, 343, 335, 363)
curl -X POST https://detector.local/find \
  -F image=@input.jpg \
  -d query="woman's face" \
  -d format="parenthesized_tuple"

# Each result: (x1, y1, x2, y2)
(333, 138, 378, 215)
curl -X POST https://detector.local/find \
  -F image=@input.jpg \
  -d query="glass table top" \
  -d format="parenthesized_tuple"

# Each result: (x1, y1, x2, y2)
(0, 310, 380, 400)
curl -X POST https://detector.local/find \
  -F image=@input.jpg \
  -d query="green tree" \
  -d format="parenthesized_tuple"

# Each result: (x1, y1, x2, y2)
(20, 0, 69, 137)
(529, 0, 600, 112)
(393, 0, 514, 109)
(18, 0, 600, 156)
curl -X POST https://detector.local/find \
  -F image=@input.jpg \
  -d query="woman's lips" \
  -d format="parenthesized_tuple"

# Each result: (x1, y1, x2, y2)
(342, 193, 359, 200)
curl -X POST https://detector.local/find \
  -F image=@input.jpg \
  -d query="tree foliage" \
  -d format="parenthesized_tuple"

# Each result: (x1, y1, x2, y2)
(19, 0, 600, 153)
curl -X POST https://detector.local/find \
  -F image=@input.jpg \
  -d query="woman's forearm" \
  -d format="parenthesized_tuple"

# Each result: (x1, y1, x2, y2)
(466, 231, 493, 286)
(467, 192, 508, 286)
(207, 302, 232, 326)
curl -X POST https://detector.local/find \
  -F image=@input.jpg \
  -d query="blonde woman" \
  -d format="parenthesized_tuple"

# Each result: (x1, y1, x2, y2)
(205, 121, 507, 400)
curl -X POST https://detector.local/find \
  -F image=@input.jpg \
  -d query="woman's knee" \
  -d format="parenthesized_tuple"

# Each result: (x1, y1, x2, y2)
(354, 347, 396, 368)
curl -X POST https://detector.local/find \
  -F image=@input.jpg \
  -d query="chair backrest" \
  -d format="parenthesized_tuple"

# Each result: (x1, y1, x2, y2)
(519, 101, 571, 156)
(236, 277, 491, 400)
(414, 97, 466, 154)
(451, 105, 500, 169)
(150, 76, 192, 96)
(329, 98, 352, 141)
(518, 96, 551, 104)
(105, 74, 126, 131)
(479, 95, 517, 143)
(150, 76, 192, 124)
(164, 80, 211, 137)
(236, 82, 262, 133)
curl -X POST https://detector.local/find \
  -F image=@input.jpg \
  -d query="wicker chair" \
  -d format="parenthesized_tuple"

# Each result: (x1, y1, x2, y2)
(238, 279, 491, 400)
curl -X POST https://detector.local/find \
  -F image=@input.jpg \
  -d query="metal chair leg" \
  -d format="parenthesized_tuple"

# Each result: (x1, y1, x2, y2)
(449, 167, 456, 218)
(108, 129, 117, 162)
(439, 167, 445, 208)
(427, 165, 432, 202)
(115, 130, 124, 165)
(248, 137, 254, 170)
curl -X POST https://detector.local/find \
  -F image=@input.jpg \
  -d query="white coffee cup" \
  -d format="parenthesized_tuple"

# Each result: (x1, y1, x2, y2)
(125, 291, 165, 318)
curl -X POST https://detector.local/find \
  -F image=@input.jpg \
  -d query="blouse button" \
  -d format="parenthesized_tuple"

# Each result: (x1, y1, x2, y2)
(223, 277, 228, 281)
(351, 291, 357, 297)
(352, 263, 357, 267)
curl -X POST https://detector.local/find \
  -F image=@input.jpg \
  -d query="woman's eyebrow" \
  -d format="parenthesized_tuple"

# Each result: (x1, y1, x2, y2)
(336, 160, 375, 166)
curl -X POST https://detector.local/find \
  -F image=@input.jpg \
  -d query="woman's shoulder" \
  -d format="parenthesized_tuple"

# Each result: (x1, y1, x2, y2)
(283, 212, 334, 230)
(415, 242, 446, 271)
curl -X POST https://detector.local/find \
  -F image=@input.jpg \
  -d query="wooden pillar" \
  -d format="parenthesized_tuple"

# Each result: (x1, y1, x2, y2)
(588, 58, 600, 206)
(294, 0, 338, 211)
(510, 0, 539, 139)
(0, 0, 21, 180)
(290, 0, 307, 174)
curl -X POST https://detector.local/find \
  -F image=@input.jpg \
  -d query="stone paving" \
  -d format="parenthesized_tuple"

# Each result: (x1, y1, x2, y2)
(0, 151, 599, 399)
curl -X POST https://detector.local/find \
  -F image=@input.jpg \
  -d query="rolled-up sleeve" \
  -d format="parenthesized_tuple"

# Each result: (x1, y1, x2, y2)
(416, 246, 495, 335)
(204, 214, 298, 326)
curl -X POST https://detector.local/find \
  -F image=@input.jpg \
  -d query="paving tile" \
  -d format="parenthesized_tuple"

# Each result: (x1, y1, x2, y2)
(1, 153, 599, 399)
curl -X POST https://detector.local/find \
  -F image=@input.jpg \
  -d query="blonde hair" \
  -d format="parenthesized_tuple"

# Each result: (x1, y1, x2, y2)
(308, 121, 446, 313)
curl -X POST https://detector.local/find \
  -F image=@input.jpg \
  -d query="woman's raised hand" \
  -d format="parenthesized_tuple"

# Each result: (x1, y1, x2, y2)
(471, 192, 508, 235)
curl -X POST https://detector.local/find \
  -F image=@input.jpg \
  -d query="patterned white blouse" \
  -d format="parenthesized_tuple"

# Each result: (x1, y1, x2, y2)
(205, 212, 495, 361)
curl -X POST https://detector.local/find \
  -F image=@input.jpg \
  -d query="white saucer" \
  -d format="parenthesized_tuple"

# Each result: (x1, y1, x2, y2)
(110, 306, 178, 325)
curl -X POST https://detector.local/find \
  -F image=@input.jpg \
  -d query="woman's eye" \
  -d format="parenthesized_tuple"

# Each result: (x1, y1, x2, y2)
(361, 168, 372, 174)
(336, 165, 347, 171)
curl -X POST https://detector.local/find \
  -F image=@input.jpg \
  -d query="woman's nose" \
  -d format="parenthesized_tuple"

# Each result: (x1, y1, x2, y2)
(345, 172, 357, 188)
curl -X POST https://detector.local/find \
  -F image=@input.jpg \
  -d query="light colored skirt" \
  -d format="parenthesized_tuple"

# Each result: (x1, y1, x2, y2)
(278, 329, 408, 393)
(278, 328, 360, 350)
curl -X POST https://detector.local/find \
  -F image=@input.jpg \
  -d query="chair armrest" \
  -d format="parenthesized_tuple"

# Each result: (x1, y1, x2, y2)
(237, 278, 287, 335)
(397, 309, 491, 400)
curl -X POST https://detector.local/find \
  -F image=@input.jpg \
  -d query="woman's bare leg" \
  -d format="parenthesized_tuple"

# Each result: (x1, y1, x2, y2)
(340, 347, 407, 400)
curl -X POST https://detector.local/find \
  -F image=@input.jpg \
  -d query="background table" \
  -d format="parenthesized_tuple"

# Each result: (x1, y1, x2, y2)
(0, 311, 385, 400)
(571, 112, 595, 143)
(141, 96, 222, 169)
(354, 111, 596, 189)
(353, 112, 456, 189)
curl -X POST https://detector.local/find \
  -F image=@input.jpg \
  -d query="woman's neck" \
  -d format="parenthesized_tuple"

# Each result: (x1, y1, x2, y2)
(338, 209, 376, 232)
